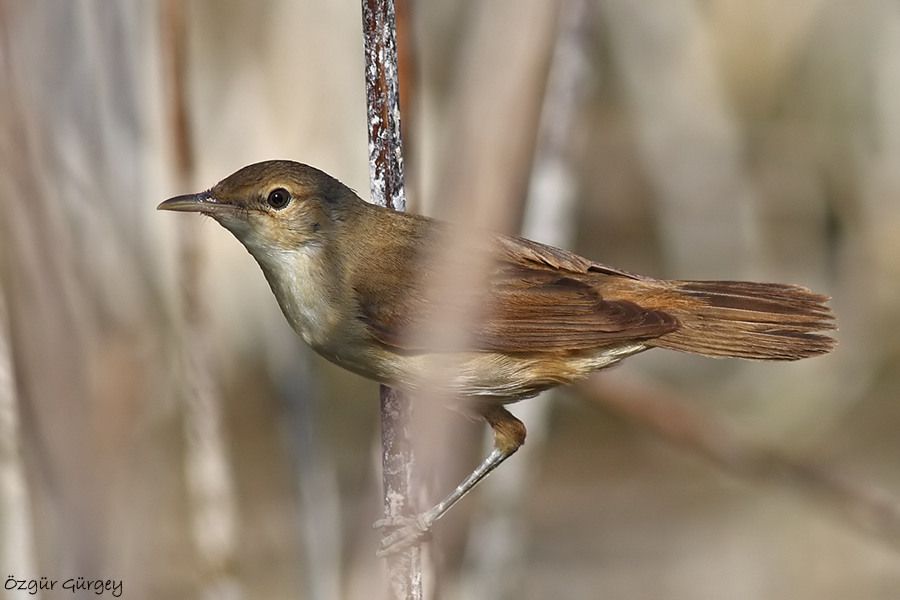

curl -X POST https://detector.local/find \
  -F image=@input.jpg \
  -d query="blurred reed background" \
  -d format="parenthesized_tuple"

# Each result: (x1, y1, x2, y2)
(1, 1, 899, 599)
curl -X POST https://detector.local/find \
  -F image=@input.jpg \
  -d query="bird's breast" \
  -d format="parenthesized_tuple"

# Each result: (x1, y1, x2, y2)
(250, 245, 347, 348)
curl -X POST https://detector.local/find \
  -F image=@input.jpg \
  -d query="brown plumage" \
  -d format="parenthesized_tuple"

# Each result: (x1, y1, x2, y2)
(159, 160, 836, 554)
(353, 227, 835, 363)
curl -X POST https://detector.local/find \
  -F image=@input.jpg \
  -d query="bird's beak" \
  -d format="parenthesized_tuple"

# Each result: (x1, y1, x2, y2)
(157, 191, 232, 213)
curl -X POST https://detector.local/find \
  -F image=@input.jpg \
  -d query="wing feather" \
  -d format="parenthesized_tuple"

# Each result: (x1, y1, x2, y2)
(354, 231, 677, 354)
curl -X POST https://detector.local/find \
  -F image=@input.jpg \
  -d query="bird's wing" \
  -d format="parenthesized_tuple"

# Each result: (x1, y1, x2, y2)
(354, 233, 678, 354)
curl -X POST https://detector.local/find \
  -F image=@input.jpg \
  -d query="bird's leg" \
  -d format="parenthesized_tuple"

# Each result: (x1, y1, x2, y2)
(375, 405, 526, 557)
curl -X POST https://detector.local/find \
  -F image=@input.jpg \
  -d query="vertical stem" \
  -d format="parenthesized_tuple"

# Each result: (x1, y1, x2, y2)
(363, 0, 407, 213)
(378, 387, 420, 599)
(361, 1, 421, 599)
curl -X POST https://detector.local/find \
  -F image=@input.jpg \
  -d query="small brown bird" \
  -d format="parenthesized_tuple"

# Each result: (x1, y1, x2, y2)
(159, 160, 835, 554)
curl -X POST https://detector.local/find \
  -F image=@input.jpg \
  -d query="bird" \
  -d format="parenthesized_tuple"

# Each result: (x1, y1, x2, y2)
(159, 159, 835, 555)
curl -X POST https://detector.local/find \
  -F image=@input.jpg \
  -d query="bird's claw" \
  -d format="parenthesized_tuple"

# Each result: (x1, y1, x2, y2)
(373, 514, 433, 557)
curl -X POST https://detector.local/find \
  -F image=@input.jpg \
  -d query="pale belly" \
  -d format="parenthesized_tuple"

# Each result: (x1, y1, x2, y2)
(313, 340, 649, 402)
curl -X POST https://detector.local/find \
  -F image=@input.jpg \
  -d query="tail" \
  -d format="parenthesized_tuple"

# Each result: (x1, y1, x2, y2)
(646, 280, 836, 360)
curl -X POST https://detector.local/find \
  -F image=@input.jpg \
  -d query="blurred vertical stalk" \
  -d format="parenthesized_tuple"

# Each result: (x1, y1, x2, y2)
(0, 4, 39, 585)
(460, 0, 590, 596)
(275, 355, 342, 600)
(0, 292, 40, 596)
(395, 0, 419, 213)
(161, 1, 241, 597)
(361, 0, 422, 598)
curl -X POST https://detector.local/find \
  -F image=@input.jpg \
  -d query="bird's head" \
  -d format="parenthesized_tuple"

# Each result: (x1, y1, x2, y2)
(158, 160, 357, 255)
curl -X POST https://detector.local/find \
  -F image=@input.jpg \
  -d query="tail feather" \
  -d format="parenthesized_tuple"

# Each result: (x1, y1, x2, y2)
(647, 280, 836, 360)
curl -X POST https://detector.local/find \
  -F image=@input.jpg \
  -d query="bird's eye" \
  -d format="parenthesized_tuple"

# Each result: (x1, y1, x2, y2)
(266, 188, 291, 210)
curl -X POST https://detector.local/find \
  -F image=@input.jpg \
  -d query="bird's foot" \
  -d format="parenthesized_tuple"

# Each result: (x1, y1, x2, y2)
(373, 514, 434, 557)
